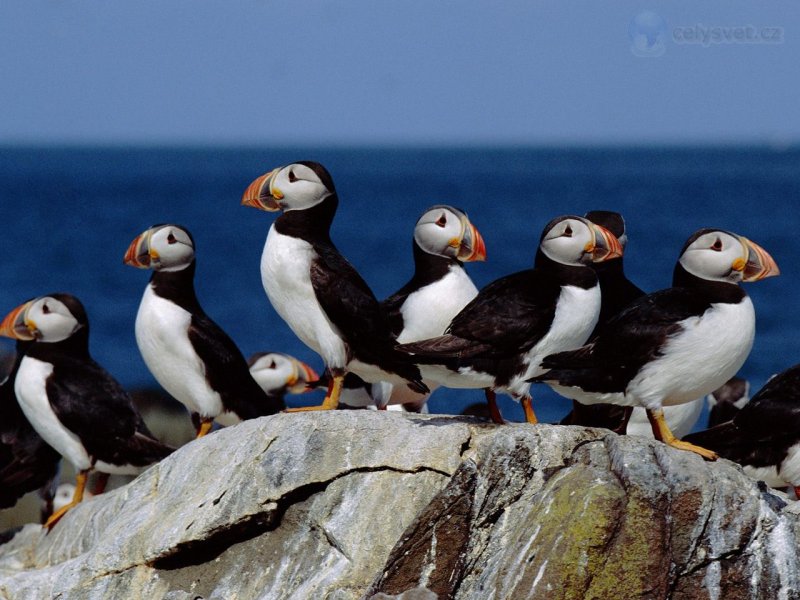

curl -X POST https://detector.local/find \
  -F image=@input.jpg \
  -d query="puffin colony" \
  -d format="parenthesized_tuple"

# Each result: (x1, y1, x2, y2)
(0, 159, 786, 529)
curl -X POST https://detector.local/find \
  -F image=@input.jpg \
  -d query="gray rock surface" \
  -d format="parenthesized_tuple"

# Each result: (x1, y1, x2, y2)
(0, 411, 798, 600)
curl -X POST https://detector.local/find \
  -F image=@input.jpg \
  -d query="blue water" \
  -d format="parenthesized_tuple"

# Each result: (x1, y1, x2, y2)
(1, 146, 798, 425)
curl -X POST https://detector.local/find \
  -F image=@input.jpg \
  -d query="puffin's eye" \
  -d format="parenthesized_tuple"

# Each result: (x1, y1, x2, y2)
(563, 225, 573, 237)
(711, 238, 723, 251)
(42, 304, 50, 315)
(167, 233, 177, 244)
(435, 213, 447, 228)
(269, 360, 277, 369)
(288, 170, 298, 183)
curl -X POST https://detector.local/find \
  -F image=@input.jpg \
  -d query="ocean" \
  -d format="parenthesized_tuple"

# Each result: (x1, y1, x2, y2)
(1, 146, 798, 426)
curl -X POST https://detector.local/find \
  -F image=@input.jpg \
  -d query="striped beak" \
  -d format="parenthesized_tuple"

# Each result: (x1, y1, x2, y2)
(242, 168, 282, 211)
(739, 237, 780, 282)
(588, 222, 624, 262)
(123, 229, 157, 269)
(285, 358, 320, 394)
(0, 300, 37, 341)
(457, 221, 487, 262)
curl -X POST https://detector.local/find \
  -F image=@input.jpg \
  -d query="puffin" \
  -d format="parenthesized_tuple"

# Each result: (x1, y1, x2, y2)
(339, 204, 486, 410)
(532, 228, 779, 459)
(0, 341, 61, 511)
(247, 351, 319, 401)
(682, 365, 800, 495)
(0, 293, 174, 528)
(560, 210, 644, 432)
(706, 375, 750, 428)
(398, 215, 623, 424)
(242, 161, 428, 411)
(124, 224, 284, 437)
(561, 210, 705, 438)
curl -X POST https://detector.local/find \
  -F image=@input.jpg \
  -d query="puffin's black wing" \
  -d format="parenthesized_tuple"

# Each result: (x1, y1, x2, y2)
(47, 358, 173, 467)
(310, 245, 390, 348)
(311, 245, 426, 391)
(188, 313, 285, 418)
(685, 365, 800, 467)
(536, 288, 716, 392)
(0, 367, 60, 508)
(400, 270, 559, 359)
(381, 288, 412, 339)
(733, 365, 800, 440)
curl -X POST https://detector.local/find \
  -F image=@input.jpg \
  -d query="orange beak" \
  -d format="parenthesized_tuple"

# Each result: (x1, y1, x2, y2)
(740, 237, 780, 282)
(458, 223, 487, 262)
(286, 358, 320, 394)
(242, 168, 282, 211)
(123, 231, 152, 268)
(0, 301, 36, 340)
(588, 222, 624, 262)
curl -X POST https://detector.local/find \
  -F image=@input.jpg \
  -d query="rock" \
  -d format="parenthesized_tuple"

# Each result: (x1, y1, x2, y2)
(0, 411, 799, 599)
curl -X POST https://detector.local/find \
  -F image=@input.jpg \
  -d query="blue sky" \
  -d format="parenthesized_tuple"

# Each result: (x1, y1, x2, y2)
(1, 1, 797, 145)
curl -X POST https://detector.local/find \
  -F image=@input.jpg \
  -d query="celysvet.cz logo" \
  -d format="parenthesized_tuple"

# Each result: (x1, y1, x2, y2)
(629, 11, 784, 57)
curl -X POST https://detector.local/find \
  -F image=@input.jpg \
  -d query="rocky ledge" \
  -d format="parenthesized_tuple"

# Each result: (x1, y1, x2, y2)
(0, 412, 799, 600)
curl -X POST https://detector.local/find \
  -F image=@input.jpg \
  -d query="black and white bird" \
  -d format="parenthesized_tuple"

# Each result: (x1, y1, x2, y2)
(339, 204, 486, 410)
(248, 351, 319, 401)
(562, 210, 705, 438)
(242, 161, 428, 410)
(0, 294, 173, 528)
(398, 215, 623, 424)
(706, 375, 751, 428)
(682, 365, 800, 495)
(561, 210, 644, 432)
(125, 224, 284, 437)
(533, 228, 779, 459)
(0, 341, 61, 511)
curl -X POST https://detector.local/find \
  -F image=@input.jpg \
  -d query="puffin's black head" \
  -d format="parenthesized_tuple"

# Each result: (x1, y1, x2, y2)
(675, 228, 779, 285)
(537, 215, 623, 267)
(585, 211, 627, 249)
(242, 161, 336, 213)
(124, 224, 195, 272)
(413, 205, 486, 262)
(0, 293, 87, 344)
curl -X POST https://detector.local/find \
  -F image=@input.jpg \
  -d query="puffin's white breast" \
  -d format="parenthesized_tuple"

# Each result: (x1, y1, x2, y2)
(15, 357, 91, 471)
(508, 283, 601, 396)
(629, 298, 755, 411)
(135, 284, 223, 417)
(397, 266, 478, 344)
(776, 443, 800, 489)
(552, 297, 756, 410)
(260, 226, 347, 369)
(744, 464, 788, 490)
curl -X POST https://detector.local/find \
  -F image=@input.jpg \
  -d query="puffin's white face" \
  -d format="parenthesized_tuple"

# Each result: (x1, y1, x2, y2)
(249, 352, 319, 395)
(52, 483, 93, 512)
(414, 205, 486, 262)
(0, 296, 83, 343)
(679, 230, 779, 283)
(123, 224, 194, 272)
(242, 162, 333, 213)
(540, 216, 623, 266)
